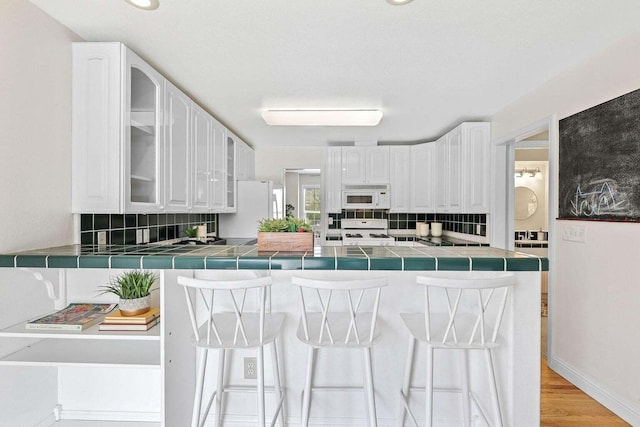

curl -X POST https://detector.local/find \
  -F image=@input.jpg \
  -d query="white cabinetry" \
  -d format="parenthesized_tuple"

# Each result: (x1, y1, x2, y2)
(72, 42, 164, 213)
(73, 42, 246, 214)
(224, 132, 238, 212)
(434, 122, 490, 213)
(390, 146, 411, 212)
(341, 146, 390, 185)
(192, 103, 212, 211)
(324, 147, 343, 213)
(164, 81, 191, 212)
(236, 139, 255, 181)
(410, 143, 435, 212)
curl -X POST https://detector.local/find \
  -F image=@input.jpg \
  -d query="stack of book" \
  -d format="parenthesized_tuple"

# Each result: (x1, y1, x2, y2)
(25, 303, 117, 331)
(99, 307, 160, 331)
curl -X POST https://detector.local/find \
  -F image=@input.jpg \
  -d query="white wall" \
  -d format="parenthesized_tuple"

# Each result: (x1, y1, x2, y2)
(491, 31, 640, 424)
(0, 0, 81, 252)
(0, 1, 81, 425)
(254, 146, 325, 184)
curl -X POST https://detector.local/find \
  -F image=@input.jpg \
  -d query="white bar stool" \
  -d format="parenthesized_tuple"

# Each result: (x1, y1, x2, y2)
(177, 273, 286, 427)
(291, 276, 387, 427)
(398, 274, 515, 427)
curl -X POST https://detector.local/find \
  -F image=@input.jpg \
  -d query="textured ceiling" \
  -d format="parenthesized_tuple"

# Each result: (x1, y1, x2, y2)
(29, 0, 640, 148)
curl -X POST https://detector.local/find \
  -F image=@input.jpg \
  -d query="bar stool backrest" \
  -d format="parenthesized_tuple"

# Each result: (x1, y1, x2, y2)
(416, 275, 515, 348)
(291, 276, 387, 347)
(177, 275, 272, 348)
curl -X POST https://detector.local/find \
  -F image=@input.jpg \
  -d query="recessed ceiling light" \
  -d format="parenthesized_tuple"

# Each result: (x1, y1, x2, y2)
(125, 0, 159, 10)
(386, 0, 414, 4)
(261, 110, 383, 126)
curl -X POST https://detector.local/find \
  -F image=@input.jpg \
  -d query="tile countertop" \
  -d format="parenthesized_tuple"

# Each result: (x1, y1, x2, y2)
(0, 244, 548, 272)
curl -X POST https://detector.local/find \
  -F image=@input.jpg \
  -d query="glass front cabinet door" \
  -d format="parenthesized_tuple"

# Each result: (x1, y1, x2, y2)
(125, 47, 164, 212)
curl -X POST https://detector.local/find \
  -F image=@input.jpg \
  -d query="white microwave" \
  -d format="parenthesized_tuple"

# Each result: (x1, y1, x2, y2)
(342, 185, 390, 209)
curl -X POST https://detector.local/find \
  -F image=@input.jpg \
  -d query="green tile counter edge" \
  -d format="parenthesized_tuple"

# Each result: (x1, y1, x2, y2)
(0, 244, 549, 271)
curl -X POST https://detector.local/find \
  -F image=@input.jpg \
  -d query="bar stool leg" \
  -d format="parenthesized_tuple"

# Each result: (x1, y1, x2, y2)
(301, 346, 315, 427)
(425, 346, 434, 427)
(215, 349, 226, 427)
(485, 348, 503, 427)
(459, 349, 471, 427)
(398, 336, 416, 427)
(257, 345, 266, 427)
(192, 347, 208, 427)
(363, 347, 378, 427)
(271, 338, 285, 427)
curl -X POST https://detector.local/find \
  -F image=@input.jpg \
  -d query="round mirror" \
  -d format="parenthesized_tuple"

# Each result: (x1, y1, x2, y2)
(515, 186, 538, 220)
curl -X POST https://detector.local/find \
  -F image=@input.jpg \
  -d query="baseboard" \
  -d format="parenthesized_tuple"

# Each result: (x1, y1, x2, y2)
(59, 408, 161, 423)
(548, 355, 640, 426)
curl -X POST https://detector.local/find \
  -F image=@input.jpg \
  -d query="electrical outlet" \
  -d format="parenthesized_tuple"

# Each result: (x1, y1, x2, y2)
(244, 357, 257, 379)
(97, 231, 107, 245)
(562, 224, 586, 242)
(143, 228, 150, 243)
(136, 229, 144, 244)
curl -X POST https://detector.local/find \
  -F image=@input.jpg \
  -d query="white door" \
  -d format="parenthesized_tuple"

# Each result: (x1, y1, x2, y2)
(410, 143, 435, 212)
(192, 104, 211, 211)
(164, 81, 191, 211)
(366, 146, 390, 184)
(390, 146, 411, 212)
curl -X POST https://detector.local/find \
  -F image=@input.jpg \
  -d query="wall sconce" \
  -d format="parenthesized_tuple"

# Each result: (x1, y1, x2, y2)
(515, 167, 541, 178)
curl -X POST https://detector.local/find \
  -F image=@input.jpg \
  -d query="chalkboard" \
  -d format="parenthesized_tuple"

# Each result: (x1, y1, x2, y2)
(559, 88, 640, 221)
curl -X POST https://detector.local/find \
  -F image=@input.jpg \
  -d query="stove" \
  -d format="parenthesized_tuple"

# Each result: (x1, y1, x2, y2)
(340, 219, 396, 246)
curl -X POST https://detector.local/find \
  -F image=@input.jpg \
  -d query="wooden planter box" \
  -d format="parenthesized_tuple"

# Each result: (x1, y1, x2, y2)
(257, 232, 314, 252)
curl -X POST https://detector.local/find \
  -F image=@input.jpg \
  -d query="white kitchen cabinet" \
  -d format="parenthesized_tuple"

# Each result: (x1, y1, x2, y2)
(341, 146, 390, 185)
(324, 147, 343, 213)
(72, 42, 164, 213)
(224, 132, 238, 212)
(192, 103, 212, 211)
(410, 142, 435, 212)
(210, 118, 228, 212)
(462, 122, 491, 213)
(390, 146, 411, 212)
(236, 139, 255, 181)
(164, 81, 191, 212)
(434, 122, 491, 213)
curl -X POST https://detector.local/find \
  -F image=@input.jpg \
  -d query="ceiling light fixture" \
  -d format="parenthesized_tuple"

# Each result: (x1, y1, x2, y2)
(261, 109, 383, 126)
(386, 0, 414, 5)
(125, 0, 159, 10)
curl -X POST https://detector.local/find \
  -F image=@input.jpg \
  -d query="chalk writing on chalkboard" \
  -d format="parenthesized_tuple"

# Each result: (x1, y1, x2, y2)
(559, 87, 640, 221)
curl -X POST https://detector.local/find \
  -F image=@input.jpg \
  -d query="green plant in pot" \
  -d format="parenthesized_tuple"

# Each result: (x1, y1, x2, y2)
(99, 270, 157, 316)
(258, 218, 312, 232)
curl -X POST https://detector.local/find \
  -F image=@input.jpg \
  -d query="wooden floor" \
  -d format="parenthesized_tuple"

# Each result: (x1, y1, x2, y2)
(541, 358, 630, 426)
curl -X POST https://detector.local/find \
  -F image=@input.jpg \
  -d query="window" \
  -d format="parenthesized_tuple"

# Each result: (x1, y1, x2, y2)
(303, 185, 321, 227)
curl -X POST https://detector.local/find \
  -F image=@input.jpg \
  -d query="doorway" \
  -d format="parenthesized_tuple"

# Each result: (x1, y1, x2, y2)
(283, 168, 321, 237)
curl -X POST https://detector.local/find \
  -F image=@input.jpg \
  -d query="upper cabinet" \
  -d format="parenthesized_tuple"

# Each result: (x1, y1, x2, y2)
(389, 146, 411, 212)
(434, 122, 491, 213)
(410, 143, 436, 213)
(72, 42, 250, 214)
(341, 146, 390, 185)
(72, 42, 164, 213)
(236, 139, 255, 181)
(324, 147, 343, 213)
(164, 81, 191, 212)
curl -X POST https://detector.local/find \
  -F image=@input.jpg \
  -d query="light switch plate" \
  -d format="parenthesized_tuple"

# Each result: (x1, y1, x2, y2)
(97, 231, 107, 245)
(562, 224, 586, 242)
(136, 229, 144, 244)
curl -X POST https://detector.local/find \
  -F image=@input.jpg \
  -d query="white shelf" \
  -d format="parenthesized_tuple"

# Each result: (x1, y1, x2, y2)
(0, 338, 160, 368)
(131, 174, 154, 182)
(0, 320, 160, 341)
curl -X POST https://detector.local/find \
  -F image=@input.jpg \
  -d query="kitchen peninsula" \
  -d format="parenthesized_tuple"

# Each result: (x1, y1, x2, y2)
(0, 243, 545, 426)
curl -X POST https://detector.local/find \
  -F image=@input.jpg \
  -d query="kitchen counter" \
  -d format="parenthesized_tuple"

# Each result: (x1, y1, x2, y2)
(0, 241, 543, 426)
(0, 243, 547, 271)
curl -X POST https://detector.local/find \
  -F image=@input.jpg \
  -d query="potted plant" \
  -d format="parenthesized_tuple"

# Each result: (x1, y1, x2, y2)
(99, 270, 157, 316)
(257, 218, 314, 251)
